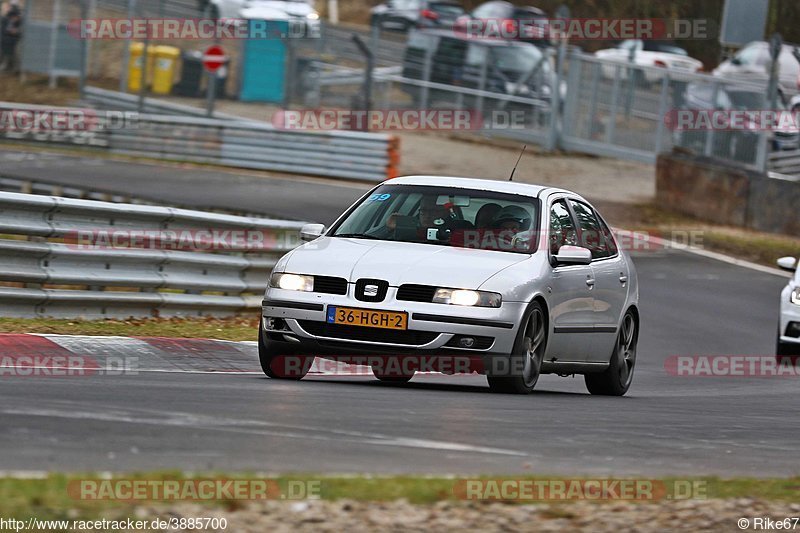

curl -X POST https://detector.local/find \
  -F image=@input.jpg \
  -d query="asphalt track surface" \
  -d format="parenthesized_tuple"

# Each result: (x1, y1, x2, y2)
(0, 149, 797, 476)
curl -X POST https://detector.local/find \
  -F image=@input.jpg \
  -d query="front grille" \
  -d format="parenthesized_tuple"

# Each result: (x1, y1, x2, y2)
(396, 284, 436, 302)
(313, 276, 348, 295)
(298, 321, 439, 346)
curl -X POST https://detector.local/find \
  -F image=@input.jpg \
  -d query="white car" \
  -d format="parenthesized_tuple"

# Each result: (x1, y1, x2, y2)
(777, 256, 800, 356)
(713, 41, 800, 98)
(595, 40, 703, 84)
(259, 176, 640, 395)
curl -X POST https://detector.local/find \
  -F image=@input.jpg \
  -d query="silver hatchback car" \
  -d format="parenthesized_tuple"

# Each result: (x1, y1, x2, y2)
(260, 176, 639, 395)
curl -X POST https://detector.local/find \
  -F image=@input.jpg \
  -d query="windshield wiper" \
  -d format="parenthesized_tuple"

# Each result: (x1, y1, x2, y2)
(334, 233, 380, 240)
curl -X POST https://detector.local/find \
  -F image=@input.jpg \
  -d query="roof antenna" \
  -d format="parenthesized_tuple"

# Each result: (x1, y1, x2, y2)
(508, 145, 526, 182)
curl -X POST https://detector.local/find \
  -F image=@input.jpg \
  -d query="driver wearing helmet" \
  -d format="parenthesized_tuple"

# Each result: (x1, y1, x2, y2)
(491, 205, 533, 250)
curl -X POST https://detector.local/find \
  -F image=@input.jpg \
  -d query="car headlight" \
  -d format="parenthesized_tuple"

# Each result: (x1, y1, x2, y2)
(432, 288, 501, 308)
(270, 273, 314, 292)
(307, 12, 319, 19)
(792, 287, 800, 305)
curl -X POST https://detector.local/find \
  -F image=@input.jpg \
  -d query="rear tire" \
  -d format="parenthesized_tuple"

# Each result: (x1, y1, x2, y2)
(258, 326, 311, 379)
(487, 302, 546, 394)
(585, 310, 637, 396)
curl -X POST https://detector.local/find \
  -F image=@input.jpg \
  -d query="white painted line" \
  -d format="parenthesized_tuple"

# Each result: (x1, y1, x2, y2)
(2, 407, 525, 457)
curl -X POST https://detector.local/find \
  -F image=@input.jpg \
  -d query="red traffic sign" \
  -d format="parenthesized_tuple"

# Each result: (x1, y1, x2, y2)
(202, 45, 228, 73)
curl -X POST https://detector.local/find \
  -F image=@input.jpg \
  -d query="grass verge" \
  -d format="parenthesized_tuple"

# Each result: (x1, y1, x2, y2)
(0, 316, 260, 342)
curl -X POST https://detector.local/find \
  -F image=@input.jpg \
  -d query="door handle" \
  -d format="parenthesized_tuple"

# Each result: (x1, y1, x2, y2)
(586, 278, 595, 287)
(619, 274, 628, 283)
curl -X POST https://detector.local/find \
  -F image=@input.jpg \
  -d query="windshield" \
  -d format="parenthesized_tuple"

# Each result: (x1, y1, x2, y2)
(330, 184, 541, 254)
(491, 45, 547, 73)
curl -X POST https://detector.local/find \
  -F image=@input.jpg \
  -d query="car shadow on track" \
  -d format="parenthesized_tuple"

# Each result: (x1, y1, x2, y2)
(258, 375, 590, 397)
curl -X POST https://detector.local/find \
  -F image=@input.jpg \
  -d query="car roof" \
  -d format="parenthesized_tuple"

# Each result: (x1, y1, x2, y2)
(384, 175, 580, 200)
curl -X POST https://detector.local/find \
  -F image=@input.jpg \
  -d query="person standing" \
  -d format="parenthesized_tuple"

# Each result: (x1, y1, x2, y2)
(0, 3, 22, 73)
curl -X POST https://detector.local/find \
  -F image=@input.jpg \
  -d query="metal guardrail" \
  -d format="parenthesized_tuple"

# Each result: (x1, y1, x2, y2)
(769, 149, 800, 176)
(0, 192, 304, 318)
(1, 97, 400, 182)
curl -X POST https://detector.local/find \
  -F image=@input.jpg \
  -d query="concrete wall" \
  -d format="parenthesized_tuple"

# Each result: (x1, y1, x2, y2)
(656, 150, 800, 236)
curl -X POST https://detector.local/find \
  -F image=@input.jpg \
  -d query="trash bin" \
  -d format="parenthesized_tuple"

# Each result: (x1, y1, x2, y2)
(173, 50, 204, 97)
(151, 46, 181, 95)
(127, 42, 155, 93)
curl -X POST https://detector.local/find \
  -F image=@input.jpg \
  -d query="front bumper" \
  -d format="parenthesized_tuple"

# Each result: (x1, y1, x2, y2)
(261, 286, 525, 355)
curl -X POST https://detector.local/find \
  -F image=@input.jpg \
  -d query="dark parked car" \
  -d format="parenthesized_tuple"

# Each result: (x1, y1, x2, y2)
(674, 82, 799, 163)
(401, 29, 556, 113)
(454, 1, 550, 46)
(370, 0, 465, 32)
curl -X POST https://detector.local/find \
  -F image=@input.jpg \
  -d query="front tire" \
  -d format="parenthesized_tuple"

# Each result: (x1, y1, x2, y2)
(487, 302, 546, 394)
(258, 326, 311, 379)
(371, 366, 415, 383)
(585, 310, 637, 396)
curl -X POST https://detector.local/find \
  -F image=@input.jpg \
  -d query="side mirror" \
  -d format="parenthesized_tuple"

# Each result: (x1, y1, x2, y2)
(777, 256, 797, 272)
(730, 56, 742, 66)
(300, 223, 325, 242)
(554, 245, 592, 265)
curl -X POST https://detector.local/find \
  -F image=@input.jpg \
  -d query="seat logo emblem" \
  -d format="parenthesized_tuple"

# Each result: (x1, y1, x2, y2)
(363, 284, 379, 297)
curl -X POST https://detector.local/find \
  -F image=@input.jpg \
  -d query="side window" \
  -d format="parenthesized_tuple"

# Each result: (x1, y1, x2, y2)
(569, 200, 609, 259)
(549, 199, 577, 256)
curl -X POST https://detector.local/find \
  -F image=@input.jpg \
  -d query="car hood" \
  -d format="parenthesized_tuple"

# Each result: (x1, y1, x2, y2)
(284, 237, 530, 289)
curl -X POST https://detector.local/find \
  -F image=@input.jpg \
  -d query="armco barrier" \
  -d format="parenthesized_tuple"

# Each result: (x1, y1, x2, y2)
(0, 191, 305, 318)
(0, 97, 399, 182)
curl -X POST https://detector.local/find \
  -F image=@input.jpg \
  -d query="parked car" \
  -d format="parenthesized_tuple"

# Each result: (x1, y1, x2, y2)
(260, 176, 640, 395)
(713, 41, 800, 98)
(595, 40, 702, 85)
(777, 256, 800, 356)
(401, 29, 559, 111)
(370, 0, 465, 32)
(673, 81, 800, 163)
(454, 1, 550, 46)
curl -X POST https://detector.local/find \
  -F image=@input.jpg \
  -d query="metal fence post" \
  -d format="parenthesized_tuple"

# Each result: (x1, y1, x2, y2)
(654, 73, 670, 155)
(120, 0, 136, 93)
(703, 81, 720, 157)
(48, 0, 62, 88)
(420, 46, 433, 109)
(352, 34, 374, 130)
(560, 52, 582, 144)
(605, 65, 622, 144)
